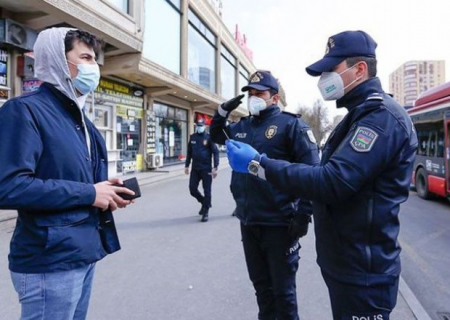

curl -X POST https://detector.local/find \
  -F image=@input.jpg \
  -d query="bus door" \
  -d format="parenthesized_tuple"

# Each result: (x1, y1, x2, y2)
(445, 110, 450, 195)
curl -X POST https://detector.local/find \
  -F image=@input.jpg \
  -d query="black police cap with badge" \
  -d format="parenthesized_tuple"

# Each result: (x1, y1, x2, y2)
(241, 70, 279, 93)
(306, 30, 377, 77)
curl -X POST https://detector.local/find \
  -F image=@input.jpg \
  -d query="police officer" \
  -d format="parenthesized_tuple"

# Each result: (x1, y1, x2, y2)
(185, 118, 219, 222)
(225, 31, 418, 320)
(210, 70, 320, 319)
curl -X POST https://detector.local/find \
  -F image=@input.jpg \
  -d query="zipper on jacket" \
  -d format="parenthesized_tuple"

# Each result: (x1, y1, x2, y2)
(365, 197, 374, 272)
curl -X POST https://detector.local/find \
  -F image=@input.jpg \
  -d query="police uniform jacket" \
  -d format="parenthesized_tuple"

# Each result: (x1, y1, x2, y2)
(185, 131, 219, 171)
(211, 105, 320, 226)
(261, 78, 418, 285)
(0, 83, 120, 274)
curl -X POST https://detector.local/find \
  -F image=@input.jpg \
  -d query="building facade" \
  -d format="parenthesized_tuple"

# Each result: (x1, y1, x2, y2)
(0, 0, 286, 176)
(389, 60, 445, 107)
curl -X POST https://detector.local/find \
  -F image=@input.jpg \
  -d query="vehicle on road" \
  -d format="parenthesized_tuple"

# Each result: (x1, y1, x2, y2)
(408, 82, 450, 200)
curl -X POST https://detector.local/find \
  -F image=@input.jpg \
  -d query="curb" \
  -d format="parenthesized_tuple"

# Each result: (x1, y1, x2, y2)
(399, 276, 432, 320)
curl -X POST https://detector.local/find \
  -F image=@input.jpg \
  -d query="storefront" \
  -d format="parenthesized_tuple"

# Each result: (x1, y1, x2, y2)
(93, 78, 144, 175)
(0, 48, 10, 107)
(152, 101, 188, 165)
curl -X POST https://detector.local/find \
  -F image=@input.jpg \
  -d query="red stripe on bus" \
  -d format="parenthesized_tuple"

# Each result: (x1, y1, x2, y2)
(428, 175, 446, 197)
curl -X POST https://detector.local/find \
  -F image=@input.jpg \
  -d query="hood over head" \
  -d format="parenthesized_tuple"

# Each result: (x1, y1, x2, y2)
(34, 27, 80, 106)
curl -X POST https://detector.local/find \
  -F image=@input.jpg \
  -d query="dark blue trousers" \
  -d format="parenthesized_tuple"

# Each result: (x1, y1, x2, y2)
(189, 169, 212, 208)
(240, 224, 300, 320)
(321, 270, 399, 320)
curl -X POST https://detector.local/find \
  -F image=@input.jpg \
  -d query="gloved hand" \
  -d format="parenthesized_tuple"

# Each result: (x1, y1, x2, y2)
(211, 168, 218, 179)
(225, 140, 259, 173)
(288, 213, 312, 239)
(184, 167, 189, 175)
(221, 94, 245, 113)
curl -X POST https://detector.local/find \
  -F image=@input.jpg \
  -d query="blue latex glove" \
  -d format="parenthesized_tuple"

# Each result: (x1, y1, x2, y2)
(225, 140, 260, 173)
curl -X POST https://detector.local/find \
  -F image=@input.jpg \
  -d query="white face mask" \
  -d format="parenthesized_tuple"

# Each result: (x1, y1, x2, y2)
(196, 126, 205, 134)
(317, 65, 361, 101)
(248, 96, 271, 116)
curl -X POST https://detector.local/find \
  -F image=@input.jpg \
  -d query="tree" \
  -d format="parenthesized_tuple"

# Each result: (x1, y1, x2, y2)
(296, 100, 334, 146)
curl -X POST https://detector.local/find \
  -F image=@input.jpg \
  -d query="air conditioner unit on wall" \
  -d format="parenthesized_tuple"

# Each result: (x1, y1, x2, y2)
(146, 153, 163, 169)
(0, 19, 38, 51)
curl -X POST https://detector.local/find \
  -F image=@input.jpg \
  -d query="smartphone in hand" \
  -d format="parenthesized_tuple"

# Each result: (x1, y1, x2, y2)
(114, 177, 141, 200)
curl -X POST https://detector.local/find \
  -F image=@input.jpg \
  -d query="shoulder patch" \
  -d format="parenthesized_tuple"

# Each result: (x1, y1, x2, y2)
(366, 93, 383, 101)
(350, 127, 378, 152)
(306, 130, 316, 144)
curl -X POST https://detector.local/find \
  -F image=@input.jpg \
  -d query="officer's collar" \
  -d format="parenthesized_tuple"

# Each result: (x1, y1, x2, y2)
(254, 104, 280, 119)
(336, 77, 383, 111)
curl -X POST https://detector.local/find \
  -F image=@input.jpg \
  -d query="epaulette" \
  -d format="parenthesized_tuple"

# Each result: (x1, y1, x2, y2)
(282, 110, 301, 118)
(365, 93, 384, 101)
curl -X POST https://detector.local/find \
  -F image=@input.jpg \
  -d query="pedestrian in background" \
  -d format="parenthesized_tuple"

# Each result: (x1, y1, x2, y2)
(210, 70, 320, 319)
(185, 118, 219, 222)
(225, 31, 418, 320)
(0, 28, 135, 320)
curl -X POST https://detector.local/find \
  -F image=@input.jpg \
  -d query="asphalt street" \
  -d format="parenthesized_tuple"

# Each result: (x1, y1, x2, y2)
(0, 167, 421, 319)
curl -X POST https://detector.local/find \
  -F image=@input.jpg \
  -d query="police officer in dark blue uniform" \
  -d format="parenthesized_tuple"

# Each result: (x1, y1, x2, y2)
(225, 31, 418, 320)
(185, 118, 219, 222)
(210, 70, 320, 319)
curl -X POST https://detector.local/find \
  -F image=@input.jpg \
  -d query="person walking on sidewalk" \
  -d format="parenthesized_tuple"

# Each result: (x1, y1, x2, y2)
(225, 31, 418, 320)
(185, 118, 219, 222)
(210, 70, 320, 319)
(0, 28, 135, 320)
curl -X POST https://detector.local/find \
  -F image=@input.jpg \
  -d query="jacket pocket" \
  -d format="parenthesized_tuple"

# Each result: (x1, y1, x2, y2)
(34, 209, 90, 227)
(44, 215, 104, 262)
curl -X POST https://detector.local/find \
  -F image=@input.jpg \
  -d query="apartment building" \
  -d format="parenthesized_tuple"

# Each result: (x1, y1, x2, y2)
(0, 0, 286, 176)
(389, 60, 445, 107)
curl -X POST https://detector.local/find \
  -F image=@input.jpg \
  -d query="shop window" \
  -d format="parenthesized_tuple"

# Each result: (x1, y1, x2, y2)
(154, 102, 188, 164)
(221, 45, 236, 99)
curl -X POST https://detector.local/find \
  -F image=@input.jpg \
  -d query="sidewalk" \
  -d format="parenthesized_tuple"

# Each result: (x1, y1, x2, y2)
(0, 156, 430, 319)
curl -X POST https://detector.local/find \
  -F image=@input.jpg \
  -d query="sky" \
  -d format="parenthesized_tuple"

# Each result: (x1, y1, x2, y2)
(221, 0, 450, 117)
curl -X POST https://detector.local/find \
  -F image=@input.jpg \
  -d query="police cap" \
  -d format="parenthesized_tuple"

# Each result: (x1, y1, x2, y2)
(306, 30, 377, 77)
(241, 70, 279, 93)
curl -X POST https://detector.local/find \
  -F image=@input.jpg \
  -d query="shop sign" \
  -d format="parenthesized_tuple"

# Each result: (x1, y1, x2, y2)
(146, 111, 156, 153)
(0, 49, 7, 86)
(122, 160, 137, 173)
(94, 78, 143, 108)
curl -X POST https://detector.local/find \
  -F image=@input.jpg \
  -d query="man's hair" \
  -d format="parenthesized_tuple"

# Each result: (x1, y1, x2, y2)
(64, 30, 102, 57)
(346, 56, 377, 78)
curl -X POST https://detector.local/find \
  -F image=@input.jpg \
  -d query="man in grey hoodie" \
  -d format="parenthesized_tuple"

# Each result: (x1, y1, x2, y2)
(0, 28, 135, 320)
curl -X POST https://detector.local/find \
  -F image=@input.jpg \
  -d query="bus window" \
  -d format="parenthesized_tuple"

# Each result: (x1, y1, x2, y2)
(437, 128, 444, 158)
(428, 130, 437, 157)
(418, 130, 429, 156)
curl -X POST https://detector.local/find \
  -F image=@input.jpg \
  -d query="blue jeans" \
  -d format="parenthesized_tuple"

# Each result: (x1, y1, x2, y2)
(241, 224, 300, 320)
(10, 263, 96, 320)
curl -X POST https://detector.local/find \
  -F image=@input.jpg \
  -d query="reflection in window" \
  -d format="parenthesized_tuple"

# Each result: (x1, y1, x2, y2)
(188, 10, 216, 93)
(143, 0, 181, 74)
(221, 46, 236, 99)
(106, 0, 129, 13)
(239, 68, 249, 112)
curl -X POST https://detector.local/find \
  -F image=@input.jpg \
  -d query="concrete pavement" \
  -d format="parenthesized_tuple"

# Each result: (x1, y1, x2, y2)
(0, 157, 430, 319)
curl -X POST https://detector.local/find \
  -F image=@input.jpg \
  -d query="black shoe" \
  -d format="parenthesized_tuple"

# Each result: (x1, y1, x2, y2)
(201, 213, 209, 222)
(199, 205, 208, 216)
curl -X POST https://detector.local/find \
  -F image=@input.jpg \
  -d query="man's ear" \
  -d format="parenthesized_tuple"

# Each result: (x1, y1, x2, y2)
(272, 94, 280, 104)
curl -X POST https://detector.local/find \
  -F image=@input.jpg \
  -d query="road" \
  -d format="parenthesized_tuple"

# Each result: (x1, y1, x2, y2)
(1, 167, 446, 319)
(399, 192, 450, 320)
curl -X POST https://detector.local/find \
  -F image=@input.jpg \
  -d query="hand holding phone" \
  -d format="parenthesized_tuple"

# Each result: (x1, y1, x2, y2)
(114, 177, 141, 200)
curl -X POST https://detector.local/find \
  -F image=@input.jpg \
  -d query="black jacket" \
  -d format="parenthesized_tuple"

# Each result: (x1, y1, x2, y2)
(185, 131, 219, 171)
(211, 105, 320, 226)
(262, 78, 418, 285)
